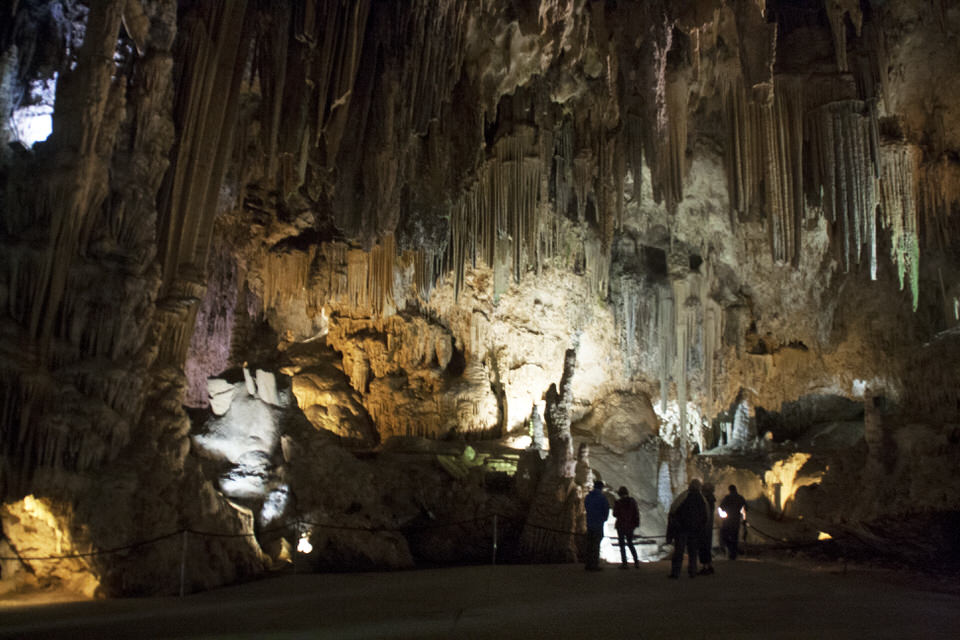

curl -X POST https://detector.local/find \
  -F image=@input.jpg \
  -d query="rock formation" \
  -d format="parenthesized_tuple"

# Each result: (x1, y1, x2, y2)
(2, 0, 960, 596)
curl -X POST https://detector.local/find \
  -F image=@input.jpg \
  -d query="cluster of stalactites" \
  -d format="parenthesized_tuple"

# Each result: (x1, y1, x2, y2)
(878, 144, 921, 310)
(824, 0, 864, 74)
(255, 237, 396, 320)
(617, 261, 722, 436)
(442, 103, 638, 303)
(159, 0, 250, 299)
(259, 247, 318, 311)
(807, 98, 882, 276)
(655, 70, 690, 216)
(252, 0, 372, 195)
(721, 75, 807, 267)
(446, 128, 544, 300)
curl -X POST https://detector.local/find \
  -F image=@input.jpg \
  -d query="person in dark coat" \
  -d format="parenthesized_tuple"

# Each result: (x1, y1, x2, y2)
(613, 486, 640, 569)
(719, 484, 747, 560)
(583, 480, 610, 571)
(698, 482, 717, 575)
(667, 478, 709, 578)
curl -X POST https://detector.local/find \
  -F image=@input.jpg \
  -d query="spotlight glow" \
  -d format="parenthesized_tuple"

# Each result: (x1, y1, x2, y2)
(297, 533, 313, 554)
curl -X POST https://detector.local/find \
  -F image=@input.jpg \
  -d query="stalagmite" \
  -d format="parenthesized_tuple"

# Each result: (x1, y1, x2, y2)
(520, 348, 582, 563)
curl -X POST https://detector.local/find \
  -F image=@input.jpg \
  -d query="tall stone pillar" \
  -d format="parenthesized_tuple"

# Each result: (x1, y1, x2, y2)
(520, 348, 584, 562)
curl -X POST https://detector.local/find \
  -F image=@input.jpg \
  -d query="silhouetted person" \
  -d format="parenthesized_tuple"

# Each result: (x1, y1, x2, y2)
(719, 484, 747, 560)
(613, 486, 640, 569)
(583, 480, 609, 571)
(667, 478, 709, 578)
(699, 482, 716, 575)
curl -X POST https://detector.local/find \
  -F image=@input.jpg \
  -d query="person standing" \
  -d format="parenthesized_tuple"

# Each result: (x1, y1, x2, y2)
(698, 482, 717, 575)
(667, 478, 709, 579)
(719, 484, 747, 560)
(584, 480, 610, 571)
(613, 486, 641, 569)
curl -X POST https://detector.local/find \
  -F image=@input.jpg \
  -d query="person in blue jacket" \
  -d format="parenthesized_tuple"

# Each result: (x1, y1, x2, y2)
(584, 479, 610, 571)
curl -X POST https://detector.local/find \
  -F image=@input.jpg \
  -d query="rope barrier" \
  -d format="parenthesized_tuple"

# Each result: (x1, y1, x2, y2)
(3, 515, 825, 563)
(0, 530, 182, 561)
(0, 513, 504, 561)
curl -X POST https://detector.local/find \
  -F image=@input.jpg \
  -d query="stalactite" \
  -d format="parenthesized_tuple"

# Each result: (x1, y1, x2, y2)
(154, 277, 206, 366)
(657, 285, 675, 414)
(596, 133, 624, 249)
(624, 112, 645, 203)
(260, 247, 317, 311)
(770, 79, 805, 265)
(367, 234, 396, 317)
(157, 0, 251, 296)
(583, 236, 610, 298)
(824, 0, 863, 74)
(553, 119, 574, 217)
(720, 76, 763, 222)
(445, 128, 543, 300)
(878, 144, 921, 310)
(852, 22, 892, 115)
(807, 99, 879, 274)
(313, 0, 372, 166)
(408, 249, 436, 302)
(619, 276, 638, 376)
(656, 71, 689, 214)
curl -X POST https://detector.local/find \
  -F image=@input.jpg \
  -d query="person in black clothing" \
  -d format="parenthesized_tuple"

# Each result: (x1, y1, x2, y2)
(667, 478, 709, 578)
(698, 482, 716, 575)
(613, 486, 640, 569)
(719, 484, 747, 560)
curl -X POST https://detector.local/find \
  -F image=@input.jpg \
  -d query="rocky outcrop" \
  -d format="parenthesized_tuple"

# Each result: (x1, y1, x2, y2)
(575, 390, 660, 454)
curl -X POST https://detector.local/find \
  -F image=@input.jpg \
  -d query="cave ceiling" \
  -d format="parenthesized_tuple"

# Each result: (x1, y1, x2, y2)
(1, 0, 959, 502)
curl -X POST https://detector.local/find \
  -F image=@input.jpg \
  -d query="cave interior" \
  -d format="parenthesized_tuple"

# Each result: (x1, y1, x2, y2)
(1, 0, 960, 599)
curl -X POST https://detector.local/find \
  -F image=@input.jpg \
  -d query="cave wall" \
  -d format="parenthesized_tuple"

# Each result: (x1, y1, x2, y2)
(1, 0, 959, 594)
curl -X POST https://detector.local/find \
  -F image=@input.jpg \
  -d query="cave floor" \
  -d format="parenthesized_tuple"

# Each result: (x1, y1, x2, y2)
(1, 556, 958, 639)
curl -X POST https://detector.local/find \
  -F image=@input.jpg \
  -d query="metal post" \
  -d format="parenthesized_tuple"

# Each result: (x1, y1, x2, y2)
(293, 517, 299, 575)
(179, 531, 188, 598)
(492, 514, 498, 565)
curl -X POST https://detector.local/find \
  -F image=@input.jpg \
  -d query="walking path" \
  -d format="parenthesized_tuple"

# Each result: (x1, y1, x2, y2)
(1, 557, 958, 639)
